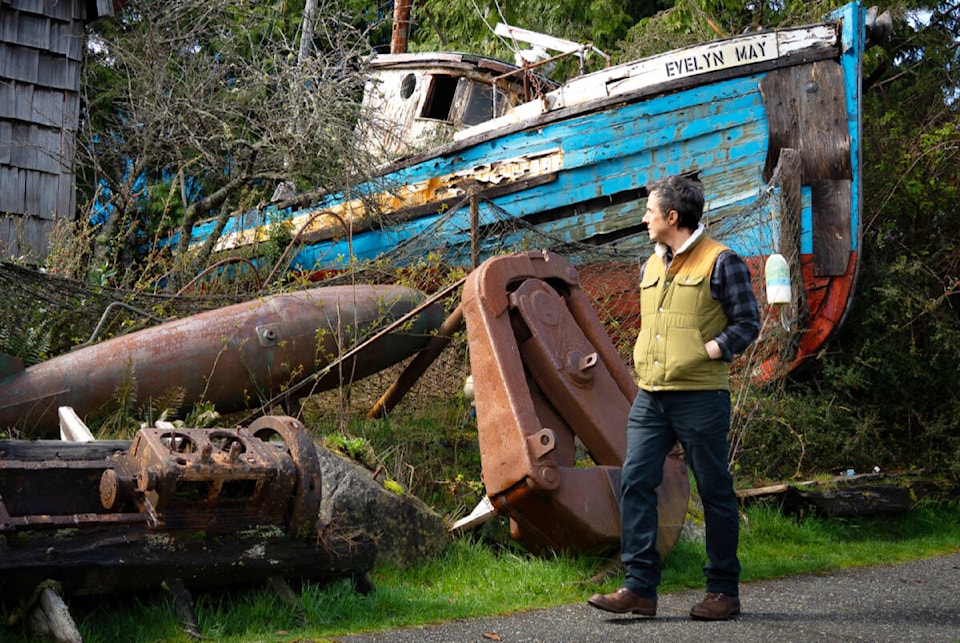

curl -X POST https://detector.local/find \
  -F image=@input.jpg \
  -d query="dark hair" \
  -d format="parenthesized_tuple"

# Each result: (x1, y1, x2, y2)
(648, 175, 704, 231)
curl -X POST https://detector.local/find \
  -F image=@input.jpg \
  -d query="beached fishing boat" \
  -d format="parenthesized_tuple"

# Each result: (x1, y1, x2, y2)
(175, 2, 884, 379)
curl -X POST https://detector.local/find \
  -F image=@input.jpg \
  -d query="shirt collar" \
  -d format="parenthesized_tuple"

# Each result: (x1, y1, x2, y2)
(654, 224, 705, 261)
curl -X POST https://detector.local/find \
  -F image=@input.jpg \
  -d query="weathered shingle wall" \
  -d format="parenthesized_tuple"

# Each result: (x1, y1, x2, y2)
(1, 0, 112, 262)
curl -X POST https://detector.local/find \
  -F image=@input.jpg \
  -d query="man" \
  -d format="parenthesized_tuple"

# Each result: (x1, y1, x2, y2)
(587, 174, 760, 620)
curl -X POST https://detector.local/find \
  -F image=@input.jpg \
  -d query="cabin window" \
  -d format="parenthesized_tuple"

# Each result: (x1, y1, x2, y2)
(420, 74, 459, 121)
(461, 81, 498, 126)
(400, 73, 416, 99)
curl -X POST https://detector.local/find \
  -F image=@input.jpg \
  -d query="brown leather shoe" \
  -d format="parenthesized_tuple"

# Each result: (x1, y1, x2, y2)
(689, 592, 741, 620)
(587, 587, 656, 616)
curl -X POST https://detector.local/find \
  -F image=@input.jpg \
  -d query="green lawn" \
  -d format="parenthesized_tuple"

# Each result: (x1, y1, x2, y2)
(4, 501, 955, 642)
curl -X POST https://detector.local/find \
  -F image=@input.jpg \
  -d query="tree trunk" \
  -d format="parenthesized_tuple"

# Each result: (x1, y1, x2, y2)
(299, 0, 318, 62)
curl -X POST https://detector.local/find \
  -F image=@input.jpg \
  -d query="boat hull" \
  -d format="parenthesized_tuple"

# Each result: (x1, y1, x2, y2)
(181, 3, 866, 378)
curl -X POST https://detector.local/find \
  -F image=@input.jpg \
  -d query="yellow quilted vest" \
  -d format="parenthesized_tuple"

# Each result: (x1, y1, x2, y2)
(633, 236, 731, 391)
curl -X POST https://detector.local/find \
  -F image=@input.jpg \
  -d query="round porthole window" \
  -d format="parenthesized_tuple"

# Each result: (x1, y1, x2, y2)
(400, 73, 416, 99)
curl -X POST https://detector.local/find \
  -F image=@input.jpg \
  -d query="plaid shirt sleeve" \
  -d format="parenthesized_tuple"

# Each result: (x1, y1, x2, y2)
(710, 250, 760, 361)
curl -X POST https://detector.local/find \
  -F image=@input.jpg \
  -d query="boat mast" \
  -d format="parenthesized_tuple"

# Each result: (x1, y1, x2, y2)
(391, 0, 412, 54)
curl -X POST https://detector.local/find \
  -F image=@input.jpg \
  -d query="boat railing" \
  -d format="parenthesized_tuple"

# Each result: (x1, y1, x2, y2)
(492, 42, 610, 108)
(493, 22, 610, 76)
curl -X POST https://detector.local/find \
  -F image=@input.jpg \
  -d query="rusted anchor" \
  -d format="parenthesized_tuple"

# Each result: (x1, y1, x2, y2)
(461, 250, 689, 558)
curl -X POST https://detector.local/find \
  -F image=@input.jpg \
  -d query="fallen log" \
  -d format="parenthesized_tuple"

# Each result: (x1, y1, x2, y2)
(737, 471, 959, 517)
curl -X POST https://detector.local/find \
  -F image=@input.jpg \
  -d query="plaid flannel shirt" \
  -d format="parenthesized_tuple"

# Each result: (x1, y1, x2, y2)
(710, 250, 761, 361)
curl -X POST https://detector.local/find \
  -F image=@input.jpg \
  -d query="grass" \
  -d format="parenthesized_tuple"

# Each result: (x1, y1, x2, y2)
(5, 500, 957, 642)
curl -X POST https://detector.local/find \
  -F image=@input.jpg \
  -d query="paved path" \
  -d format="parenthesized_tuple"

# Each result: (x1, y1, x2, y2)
(335, 552, 960, 642)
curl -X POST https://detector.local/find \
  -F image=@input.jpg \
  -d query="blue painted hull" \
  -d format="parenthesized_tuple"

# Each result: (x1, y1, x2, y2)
(181, 3, 867, 376)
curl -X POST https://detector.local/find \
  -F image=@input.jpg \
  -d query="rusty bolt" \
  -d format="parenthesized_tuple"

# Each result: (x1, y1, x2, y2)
(137, 470, 157, 493)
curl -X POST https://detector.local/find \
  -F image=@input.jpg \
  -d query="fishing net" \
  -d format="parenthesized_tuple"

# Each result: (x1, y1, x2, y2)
(0, 161, 805, 440)
(0, 261, 247, 366)
(298, 163, 808, 443)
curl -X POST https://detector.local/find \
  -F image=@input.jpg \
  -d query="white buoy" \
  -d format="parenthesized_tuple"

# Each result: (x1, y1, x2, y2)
(764, 254, 791, 305)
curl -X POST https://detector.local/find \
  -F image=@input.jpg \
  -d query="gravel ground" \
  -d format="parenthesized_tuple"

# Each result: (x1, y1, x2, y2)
(334, 552, 960, 643)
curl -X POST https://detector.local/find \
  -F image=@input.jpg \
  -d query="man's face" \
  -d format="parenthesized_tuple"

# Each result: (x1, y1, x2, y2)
(643, 191, 673, 243)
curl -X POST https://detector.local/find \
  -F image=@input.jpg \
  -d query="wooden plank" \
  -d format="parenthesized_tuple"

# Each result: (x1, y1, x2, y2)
(812, 179, 852, 276)
(0, 218, 16, 257)
(5, 0, 75, 21)
(736, 483, 789, 498)
(39, 171, 59, 216)
(48, 22, 73, 57)
(68, 24, 84, 61)
(0, 120, 11, 163)
(0, 522, 376, 601)
(0, 216, 51, 261)
(29, 587, 83, 643)
(12, 12, 51, 50)
(797, 61, 851, 182)
(759, 60, 850, 183)
(0, 439, 131, 461)
(0, 166, 25, 211)
(23, 167, 42, 213)
(57, 21, 86, 61)
(62, 91, 79, 131)
(2, 44, 40, 84)
(36, 126, 63, 173)
(777, 148, 802, 258)
(2, 216, 23, 257)
(1, 13, 19, 43)
(8, 122, 28, 166)
(95, 0, 117, 19)
(37, 53, 74, 91)
(42, 0, 75, 22)
(17, 82, 35, 122)
(761, 60, 852, 277)
(760, 67, 799, 183)
(164, 580, 202, 639)
(0, 79, 18, 120)
(57, 168, 76, 216)
(792, 483, 916, 516)
(31, 87, 63, 129)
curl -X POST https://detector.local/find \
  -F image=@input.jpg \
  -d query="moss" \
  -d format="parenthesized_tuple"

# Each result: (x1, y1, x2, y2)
(383, 479, 405, 496)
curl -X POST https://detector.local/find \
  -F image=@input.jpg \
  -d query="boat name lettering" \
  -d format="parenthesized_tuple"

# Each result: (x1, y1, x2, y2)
(665, 51, 725, 78)
(663, 35, 775, 79)
(734, 40, 768, 62)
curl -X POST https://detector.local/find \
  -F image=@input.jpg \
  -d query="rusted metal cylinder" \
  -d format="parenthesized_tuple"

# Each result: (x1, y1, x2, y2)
(390, 0, 411, 54)
(0, 285, 443, 437)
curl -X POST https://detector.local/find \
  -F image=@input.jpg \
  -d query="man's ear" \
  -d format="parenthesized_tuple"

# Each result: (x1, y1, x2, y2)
(667, 209, 679, 225)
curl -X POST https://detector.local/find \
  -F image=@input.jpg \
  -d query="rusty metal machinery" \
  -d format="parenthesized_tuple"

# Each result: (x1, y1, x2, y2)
(96, 416, 322, 538)
(462, 250, 689, 557)
(0, 416, 371, 601)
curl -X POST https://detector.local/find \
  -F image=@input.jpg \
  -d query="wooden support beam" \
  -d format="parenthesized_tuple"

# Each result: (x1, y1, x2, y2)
(164, 579, 202, 640)
(58, 406, 94, 442)
(28, 586, 82, 643)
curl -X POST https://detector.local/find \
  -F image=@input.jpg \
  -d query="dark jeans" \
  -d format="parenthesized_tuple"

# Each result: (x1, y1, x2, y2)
(620, 388, 740, 599)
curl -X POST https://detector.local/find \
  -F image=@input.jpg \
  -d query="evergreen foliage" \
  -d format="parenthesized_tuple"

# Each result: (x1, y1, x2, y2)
(733, 1, 960, 480)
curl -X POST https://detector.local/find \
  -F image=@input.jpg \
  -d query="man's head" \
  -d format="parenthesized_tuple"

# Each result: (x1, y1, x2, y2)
(643, 175, 705, 241)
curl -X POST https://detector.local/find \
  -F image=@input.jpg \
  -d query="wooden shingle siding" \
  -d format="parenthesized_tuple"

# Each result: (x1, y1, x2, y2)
(0, 0, 112, 262)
